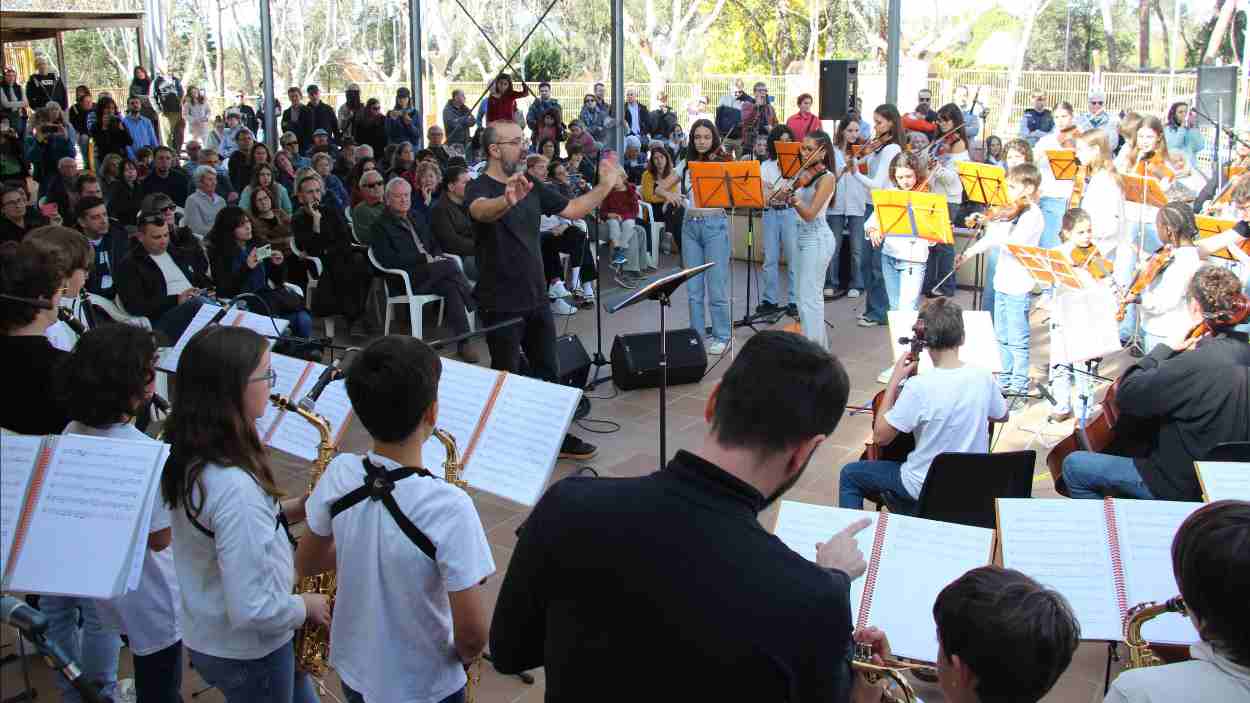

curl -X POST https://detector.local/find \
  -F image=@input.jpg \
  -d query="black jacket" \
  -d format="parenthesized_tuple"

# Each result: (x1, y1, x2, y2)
(79, 222, 131, 298)
(0, 208, 49, 244)
(25, 73, 67, 111)
(429, 197, 474, 256)
(0, 335, 69, 435)
(621, 101, 652, 137)
(307, 102, 340, 143)
(141, 168, 191, 208)
(106, 178, 144, 227)
(490, 450, 855, 701)
(114, 241, 212, 321)
(91, 118, 134, 161)
(1118, 333, 1250, 500)
(282, 104, 314, 151)
(371, 208, 446, 281)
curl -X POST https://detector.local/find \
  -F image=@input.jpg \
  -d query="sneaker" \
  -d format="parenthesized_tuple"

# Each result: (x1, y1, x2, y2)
(551, 299, 578, 316)
(580, 281, 596, 299)
(613, 270, 638, 289)
(756, 301, 779, 314)
(847, 289, 861, 298)
(548, 279, 572, 299)
(457, 340, 480, 364)
(857, 316, 883, 327)
(823, 286, 835, 300)
(828, 288, 848, 300)
(785, 303, 799, 319)
(706, 339, 728, 355)
(612, 247, 627, 266)
(876, 367, 892, 384)
(559, 434, 598, 460)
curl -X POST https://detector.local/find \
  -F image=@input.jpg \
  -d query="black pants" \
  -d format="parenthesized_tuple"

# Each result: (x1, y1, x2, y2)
(133, 640, 184, 703)
(922, 202, 961, 297)
(409, 258, 476, 336)
(541, 226, 597, 284)
(483, 304, 558, 381)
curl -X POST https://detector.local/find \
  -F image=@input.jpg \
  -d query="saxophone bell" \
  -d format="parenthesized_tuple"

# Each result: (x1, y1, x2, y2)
(1123, 595, 1188, 669)
(851, 643, 935, 703)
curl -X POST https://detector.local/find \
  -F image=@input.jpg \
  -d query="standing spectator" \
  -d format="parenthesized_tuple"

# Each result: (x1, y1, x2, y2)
(1019, 90, 1054, 146)
(338, 83, 363, 142)
(1164, 101, 1204, 167)
(154, 68, 185, 153)
(141, 146, 191, 207)
(122, 96, 159, 161)
(443, 89, 474, 153)
(526, 82, 562, 134)
(953, 85, 981, 142)
(621, 89, 651, 146)
(485, 74, 529, 126)
(1, 120, 29, 182)
(26, 107, 76, 191)
(106, 159, 143, 227)
(1077, 90, 1120, 151)
(228, 128, 256, 190)
(129, 66, 162, 145)
(185, 165, 227, 238)
(0, 67, 29, 136)
(184, 87, 212, 144)
(355, 99, 388, 159)
(580, 91, 611, 144)
(739, 82, 778, 148)
(68, 85, 93, 161)
(89, 96, 131, 168)
(25, 56, 68, 112)
(282, 86, 313, 152)
(232, 90, 258, 135)
(785, 93, 820, 141)
(649, 92, 679, 142)
(386, 103, 422, 148)
(305, 85, 340, 144)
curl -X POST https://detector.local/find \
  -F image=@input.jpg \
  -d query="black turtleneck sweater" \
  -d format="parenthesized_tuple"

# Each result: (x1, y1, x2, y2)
(490, 449, 855, 701)
(0, 334, 69, 435)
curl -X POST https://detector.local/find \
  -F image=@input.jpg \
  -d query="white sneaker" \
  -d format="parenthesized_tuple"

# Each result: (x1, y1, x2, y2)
(847, 289, 861, 298)
(876, 367, 892, 384)
(551, 299, 577, 316)
(115, 679, 138, 703)
(548, 280, 572, 299)
(706, 339, 728, 355)
(580, 281, 595, 299)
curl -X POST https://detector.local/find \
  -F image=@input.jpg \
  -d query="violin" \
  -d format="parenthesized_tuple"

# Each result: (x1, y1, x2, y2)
(1068, 163, 1088, 209)
(1182, 293, 1250, 343)
(846, 140, 871, 175)
(793, 162, 829, 190)
(1116, 245, 1175, 321)
(1132, 151, 1175, 183)
(965, 199, 1029, 230)
(862, 321, 927, 462)
(1057, 125, 1079, 150)
(1070, 244, 1114, 280)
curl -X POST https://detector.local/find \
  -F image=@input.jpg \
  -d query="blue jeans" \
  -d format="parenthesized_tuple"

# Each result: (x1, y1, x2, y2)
(797, 220, 835, 349)
(994, 291, 1032, 392)
(153, 295, 211, 343)
(682, 214, 731, 343)
(41, 597, 120, 703)
(189, 643, 320, 703)
(882, 253, 926, 312)
(980, 248, 999, 313)
(341, 681, 465, 703)
(761, 208, 798, 306)
(1038, 196, 1067, 249)
(1062, 451, 1154, 500)
(1117, 221, 1162, 342)
(838, 460, 918, 514)
(284, 309, 313, 338)
(826, 214, 866, 291)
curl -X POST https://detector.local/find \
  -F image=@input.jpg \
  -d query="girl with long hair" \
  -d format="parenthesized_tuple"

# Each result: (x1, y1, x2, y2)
(207, 207, 312, 339)
(1033, 101, 1079, 249)
(1135, 202, 1205, 351)
(184, 86, 212, 142)
(827, 116, 870, 299)
(240, 163, 294, 216)
(1164, 101, 1204, 168)
(90, 96, 133, 169)
(922, 103, 971, 297)
(786, 130, 838, 349)
(161, 325, 329, 703)
(1116, 114, 1174, 342)
(759, 124, 798, 314)
(848, 104, 905, 327)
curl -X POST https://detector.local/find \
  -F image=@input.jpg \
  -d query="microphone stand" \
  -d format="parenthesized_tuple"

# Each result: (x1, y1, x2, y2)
(1124, 151, 1152, 356)
(587, 147, 614, 389)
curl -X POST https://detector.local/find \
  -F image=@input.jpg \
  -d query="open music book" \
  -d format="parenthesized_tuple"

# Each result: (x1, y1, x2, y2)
(997, 498, 1200, 645)
(420, 359, 583, 506)
(773, 501, 995, 663)
(256, 352, 354, 461)
(158, 304, 290, 373)
(1, 433, 167, 598)
(1194, 461, 1250, 502)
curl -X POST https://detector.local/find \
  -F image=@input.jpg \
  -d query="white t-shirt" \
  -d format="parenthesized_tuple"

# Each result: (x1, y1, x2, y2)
(306, 451, 496, 703)
(759, 159, 793, 209)
(885, 365, 1007, 498)
(64, 421, 182, 655)
(830, 148, 868, 217)
(1034, 132, 1076, 200)
(964, 205, 1046, 296)
(150, 251, 193, 296)
(1140, 246, 1203, 344)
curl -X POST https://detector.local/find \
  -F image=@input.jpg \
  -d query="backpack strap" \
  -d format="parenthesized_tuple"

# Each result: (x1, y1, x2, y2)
(329, 458, 438, 561)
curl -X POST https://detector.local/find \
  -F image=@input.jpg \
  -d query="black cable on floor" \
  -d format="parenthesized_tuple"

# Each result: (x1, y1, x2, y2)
(575, 416, 621, 434)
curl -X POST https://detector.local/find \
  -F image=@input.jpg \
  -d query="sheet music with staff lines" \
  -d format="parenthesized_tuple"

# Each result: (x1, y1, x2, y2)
(1, 434, 43, 577)
(1195, 461, 1250, 502)
(421, 360, 503, 470)
(1113, 500, 1201, 644)
(772, 502, 877, 628)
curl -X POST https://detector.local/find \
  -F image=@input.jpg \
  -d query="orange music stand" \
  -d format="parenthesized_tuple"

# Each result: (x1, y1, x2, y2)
(775, 142, 802, 178)
(689, 160, 766, 209)
(1121, 174, 1168, 209)
(957, 162, 1008, 207)
(1007, 244, 1084, 290)
(871, 189, 954, 244)
(1044, 149, 1079, 180)
(1195, 215, 1240, 261)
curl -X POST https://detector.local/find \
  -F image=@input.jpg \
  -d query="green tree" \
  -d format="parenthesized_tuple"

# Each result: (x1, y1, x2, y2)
(523, 38, 571, 82)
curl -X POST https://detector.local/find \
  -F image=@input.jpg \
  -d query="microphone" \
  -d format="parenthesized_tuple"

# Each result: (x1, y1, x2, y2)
(206, 300, 236, 326)
(1037, 383, 1058, 408)
(0, 292, 55, 310)
(298, 348, 359, 412)
(1, 595, 47, 635)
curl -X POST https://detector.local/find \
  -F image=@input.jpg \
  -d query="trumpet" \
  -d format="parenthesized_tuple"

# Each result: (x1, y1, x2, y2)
(852, 643, 936, 703)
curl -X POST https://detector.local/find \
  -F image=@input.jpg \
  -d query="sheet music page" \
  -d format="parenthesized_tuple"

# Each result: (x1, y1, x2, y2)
(997, 499, 1122, 641)
(889, 311, 1002, 373)
(773, 501, 878, 627)
(158, 304, 220, 372)
(462, 374, 581, 506)
(1195, 461, 1250, 501)
(228, 310, 290, 344)
(255, 353, 314, 440)
(9, 435, 166, 598)
(1054, 286, 1122, 365)
(865, 514, 995, 663)
(421, 360, 502, 469)
(125, 445, 169, 593)
(1113, 499, 1202, 645)
(0, 435, 43, 578)
(268, 374, 353, 462)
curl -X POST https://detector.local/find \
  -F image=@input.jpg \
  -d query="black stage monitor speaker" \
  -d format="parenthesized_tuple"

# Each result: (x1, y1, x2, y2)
(554, 334, 591, 390)
(610, 329, 707, 391)
(819, 59, 858, 122)
(1196, 65, 1238, 128)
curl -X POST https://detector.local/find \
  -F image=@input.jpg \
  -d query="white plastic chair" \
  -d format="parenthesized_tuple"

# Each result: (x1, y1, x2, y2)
(366, 247, 445, 339)
(90, 292, 152, 329)
(288, 238, 335, 338)
(637, 201, 661, 269)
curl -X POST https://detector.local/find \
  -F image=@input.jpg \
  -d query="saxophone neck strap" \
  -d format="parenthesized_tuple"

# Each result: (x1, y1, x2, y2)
(328, 458, 437, 561)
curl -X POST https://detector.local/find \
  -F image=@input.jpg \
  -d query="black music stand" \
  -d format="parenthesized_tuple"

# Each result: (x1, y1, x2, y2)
(609, 262, 715, 467)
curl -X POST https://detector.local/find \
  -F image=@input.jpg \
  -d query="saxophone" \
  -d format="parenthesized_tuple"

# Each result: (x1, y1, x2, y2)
(270, 393, 337, 677)
(851, 643, 935, 703)
(1123, 595, 1187, 669)
(432, 428, 481, 703)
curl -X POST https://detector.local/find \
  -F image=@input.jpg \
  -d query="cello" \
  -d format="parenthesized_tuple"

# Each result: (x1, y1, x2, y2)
(861, 321, 927, 461)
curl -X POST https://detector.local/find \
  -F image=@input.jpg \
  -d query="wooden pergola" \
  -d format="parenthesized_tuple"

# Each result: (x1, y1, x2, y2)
(0, 10, 146, 90)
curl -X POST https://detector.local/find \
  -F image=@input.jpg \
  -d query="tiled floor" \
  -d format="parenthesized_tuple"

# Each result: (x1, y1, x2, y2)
(2, 253, 1136, 702)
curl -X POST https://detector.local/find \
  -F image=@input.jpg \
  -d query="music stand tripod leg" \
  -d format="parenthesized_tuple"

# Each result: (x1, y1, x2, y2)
(733, 208, 772, 332)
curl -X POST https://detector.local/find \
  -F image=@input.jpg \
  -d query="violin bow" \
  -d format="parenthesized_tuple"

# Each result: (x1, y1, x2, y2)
(767, 145, 826, 202)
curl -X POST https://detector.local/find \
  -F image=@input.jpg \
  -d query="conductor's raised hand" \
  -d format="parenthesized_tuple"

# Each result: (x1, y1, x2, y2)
(816, 517, 872, 578)
(597, 156, 621, 189)
(504, 172, 533, 206)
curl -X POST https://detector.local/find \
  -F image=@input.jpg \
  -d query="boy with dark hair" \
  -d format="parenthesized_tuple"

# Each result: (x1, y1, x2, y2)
(839, 297, 1009, 513)
(295, 336, 495, 703)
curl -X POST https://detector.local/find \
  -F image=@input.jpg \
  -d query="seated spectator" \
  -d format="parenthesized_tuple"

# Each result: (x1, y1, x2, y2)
(566, 144, 595, 188)
(97, 153, 124, 191)
(601, 166, 646, 288)
(192, 148, 237, 203)
(184, 165, 227, 238)
(388, 141, 417, 184)
(122, 96, 158, 161)
(623, 135, 647, 184)
(228, 127, 256, 189)
(539, 168, 596, 307)
(312, 152, 349, 216)
(141, 146, 190, 207)
(134, 146, 154, 178)
(90, 96, 132, 168)
(51, 172, 103, 222)
(245, 184, 302, 289)
(105, 159, 143, 227)
(216, 109, 247, 159)
(308, 128, 338, 160)
(291, 173, 370, 325)
(183, 139, 202, 169)
(426, 125, 450, 168)
(114, 205, 213, 341)
(207, 206, 311, 339)
(279, 130, 311, 170)
(429, 165, 477, 280)
(273, 149, 297, 195)
(351, 169, 385, 246)
(0, 183, 49, 242)
(333, 137, 357, 181)
(566, 120, 595, 155)
(537, 138, 558, 163)
(349, 157, 378, 207)
(409, 160, 441, 229)
(370, 177, 477, 359)
(74, 195, 128, 299)
(532, 109, 565, 154)
(0, 234, 71, 434)
(42, 156, 79, 219)
(239, 163, 293, 214)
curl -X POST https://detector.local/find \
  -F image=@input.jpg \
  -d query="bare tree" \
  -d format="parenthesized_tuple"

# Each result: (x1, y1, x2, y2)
(624, 0, 730, 87)
(1099, 0, 1117, 69)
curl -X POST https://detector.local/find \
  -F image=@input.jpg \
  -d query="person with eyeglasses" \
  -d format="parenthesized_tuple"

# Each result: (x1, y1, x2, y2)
(1077, 90, 1120, 152)
(0, 183, 49, 243)
(350, 170, 386, 246)
(161, 324, 329, 703)
(279, 130, 312, 171)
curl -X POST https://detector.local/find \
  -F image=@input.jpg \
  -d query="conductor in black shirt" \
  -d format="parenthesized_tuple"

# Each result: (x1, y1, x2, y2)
(491, 331, 869, 701)
(465, 120, 621, 460)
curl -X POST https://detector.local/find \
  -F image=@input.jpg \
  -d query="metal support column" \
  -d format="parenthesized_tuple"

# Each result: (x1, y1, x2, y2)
(885, 0, 901, 105)
(259, 0, 277, 148)
(610, 0, 625, 156)
(410, 0, 424, 137)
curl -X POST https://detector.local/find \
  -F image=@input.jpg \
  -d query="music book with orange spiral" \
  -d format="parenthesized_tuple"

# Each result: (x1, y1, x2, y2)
(255, 351, 355, 461)
(772, 501, 994, 663)
(997, 498, 1201, 644)
(1, 433, 167, 598)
